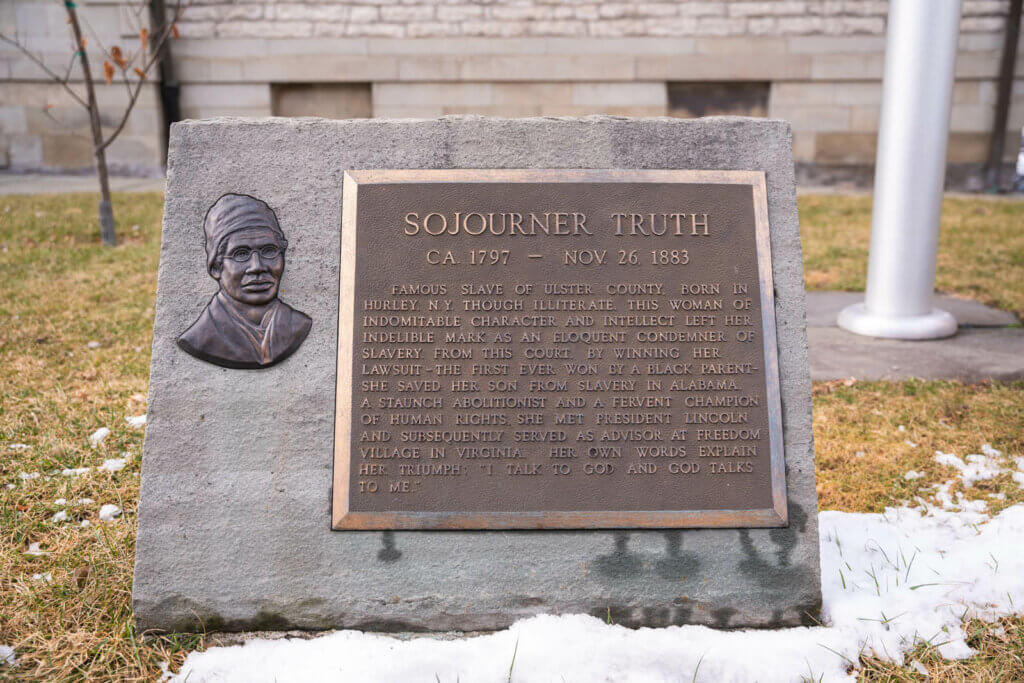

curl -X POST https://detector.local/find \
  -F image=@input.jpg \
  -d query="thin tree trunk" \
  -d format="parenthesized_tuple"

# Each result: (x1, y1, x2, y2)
(66, 3, 117, 246)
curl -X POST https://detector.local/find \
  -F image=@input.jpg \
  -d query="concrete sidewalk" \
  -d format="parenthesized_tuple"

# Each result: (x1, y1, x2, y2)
(807, 292, 1023, 382)
(0, 172, 165, 195)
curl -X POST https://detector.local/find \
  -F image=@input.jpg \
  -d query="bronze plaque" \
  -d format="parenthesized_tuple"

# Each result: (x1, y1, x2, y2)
(333, 170, 786, 529)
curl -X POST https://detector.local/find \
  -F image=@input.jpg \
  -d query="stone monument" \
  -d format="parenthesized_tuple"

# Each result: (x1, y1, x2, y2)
(134, 116, 820, 633)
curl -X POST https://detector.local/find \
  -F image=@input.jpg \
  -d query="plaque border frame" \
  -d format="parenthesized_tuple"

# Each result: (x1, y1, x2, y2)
(333, 169, 787, 530)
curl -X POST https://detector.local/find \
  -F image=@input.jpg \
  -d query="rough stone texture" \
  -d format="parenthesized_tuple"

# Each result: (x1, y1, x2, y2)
(134, 115, 819, 633)
(159, 0, 1012, 40)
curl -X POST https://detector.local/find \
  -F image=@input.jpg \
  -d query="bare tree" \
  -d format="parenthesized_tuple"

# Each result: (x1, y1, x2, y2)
(1, 0, 187, 246)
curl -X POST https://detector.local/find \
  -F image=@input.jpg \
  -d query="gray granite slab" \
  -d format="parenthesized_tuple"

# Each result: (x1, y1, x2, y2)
(133, 116, 820, 633)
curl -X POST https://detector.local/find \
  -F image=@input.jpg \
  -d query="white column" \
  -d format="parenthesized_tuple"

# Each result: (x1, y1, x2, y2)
(837, 0, 961, 339)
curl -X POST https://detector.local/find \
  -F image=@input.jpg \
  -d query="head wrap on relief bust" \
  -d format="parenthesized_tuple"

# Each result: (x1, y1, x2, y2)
(203, 193, 286, 273)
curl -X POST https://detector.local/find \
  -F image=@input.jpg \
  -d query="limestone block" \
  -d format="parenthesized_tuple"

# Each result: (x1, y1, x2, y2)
(814, 132, 876, 164)
(380, 5, 435, 22)
(589, 19, 649, 37)
(787, 35, 885, 53)
(946, 132, 989, 163)
(218, 21, 314, 39)
(397, 55, 459, 80)
(8, 133, 42, 167)
(791, 130, 816, 162)
(848, 105, 879, 132)
(811, 53, 885, 80)
(637, 53, 811, 80)
(272, 5, 345, 22)
(548, 37, 695, 55)
(526, 21, 587, 36)
(696, 16, 747, 36)
(490, 82, 573, 106)
(951, 103, 996, 132)
(366, 37, 546, 55)
(180, 84, 272, 110)
(14, 2, 66, 36)
(345, 23, 405, 38)
(437, 6, 484, 22)
(571, 82, 666, 107)
(728, 2, 809, 17)
(42, 133, 93, 167)
(373, 82, 492, 107)
(676, 2, 727, 17)
(0, 105, 28, 135)
(239, 55, 400, 82)
(106, 135, 161, 168)
(696, 37, 788, 54)
(459, 55, 635, 81)
(460, 21, 528, 38)
(770, 105, 850, 133)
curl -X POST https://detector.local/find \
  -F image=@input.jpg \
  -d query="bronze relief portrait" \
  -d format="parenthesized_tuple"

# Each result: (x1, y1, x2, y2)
(177, 193, 312, 369)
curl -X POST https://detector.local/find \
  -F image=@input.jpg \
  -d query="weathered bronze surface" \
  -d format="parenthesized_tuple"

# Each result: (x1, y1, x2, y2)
(178, 193, 312, 370)
(333, 170, 785, 529)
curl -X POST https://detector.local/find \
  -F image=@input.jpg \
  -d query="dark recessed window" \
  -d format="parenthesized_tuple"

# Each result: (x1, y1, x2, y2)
(668, 82, 770, 118)
(271, 83, 372, 119)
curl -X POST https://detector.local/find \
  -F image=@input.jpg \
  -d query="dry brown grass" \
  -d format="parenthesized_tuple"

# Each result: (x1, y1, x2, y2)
(800, 195, 1024, 318)
(0, 193, 198, 680)
(814, 379, 1024, 515)
(859, 617, 1024, 681)
(1, 192, 1022, 681)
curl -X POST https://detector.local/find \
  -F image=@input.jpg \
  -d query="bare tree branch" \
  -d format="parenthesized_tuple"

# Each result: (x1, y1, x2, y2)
(62, 50, 78, 82)
(98, 0, 188, 152)
(0, 33, 88, 108)
(40, 106, 92, 139)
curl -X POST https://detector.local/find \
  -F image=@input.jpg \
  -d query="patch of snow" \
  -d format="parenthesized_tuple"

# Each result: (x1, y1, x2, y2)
(0, 645, 15, 667)
(88, 427, 110, 447)
(99, 504, 122, 521)
(126, 414, 147, 429)
(898, 424, 906, 432)
(4, 484, 13, 490)
(934, 450, 1002, 487)
(99, 457, 127, 473)
(31, 572, 52, 583)
(54, 498, 67, 506)
(61, 467, 91, 477)
(172, 503, 1024, 683)
(904, 440, 917, 448)
(1014, 472, 1024, 488)
(903, 470, 924, 480)
(909, 659, 928, 676)
(50, 510, 67, 523)
(18, 472, 39, 480)
(87, 340, 100, 349)
(8, 443, 30, 451)
(990, 493, 1007, 501)
(855, 450, 865, 458)
(930, 480, 990, 519)
(77, 498, 94, 505)
(80, 520, 90, 528)
(24, 543, 46, 556)
(981, 444, 1001, 458)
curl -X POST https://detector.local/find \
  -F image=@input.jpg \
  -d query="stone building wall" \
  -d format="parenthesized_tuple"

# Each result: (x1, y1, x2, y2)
(1, 0, 1022, 184)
